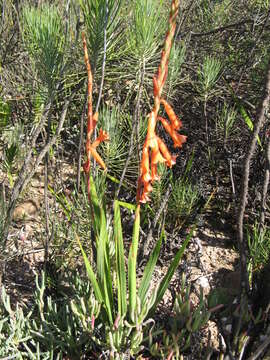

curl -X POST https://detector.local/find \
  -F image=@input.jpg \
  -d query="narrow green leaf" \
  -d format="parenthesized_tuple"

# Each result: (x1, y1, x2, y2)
(138, 231, 163, 305)
(97, 205, 113, 325)
(183, 149, 195, 180)
(149, 226, 195, 316)
(226, 81, 262, 148)
(89, 176, 101, 235)
(106, 173, 130, 190)
(237, 102, 262, 148)
(238, 102, 253, 131)
(106, 173, 120, 184)
(48, 185, 72, 220)
(75, 233, 103, 303)
(118, 200, 136, 212)
(128, 205, 140, 321)
(114, 200, 127, 316)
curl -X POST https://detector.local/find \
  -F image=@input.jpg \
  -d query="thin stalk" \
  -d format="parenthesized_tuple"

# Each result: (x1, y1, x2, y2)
(229, 159, 236, 198)
(2, 99, 53, 247)
(175, 0, 195, 39)
(237, 59, 270, 295)
(2, 95, 72, 250)
(259, 133, 270, 232)
(140, 184, 172, 260)
(116, 60, 145, 198)
(93, 0, 109, 175)
(76, 89, 88, 191)
(183, 19, 254, 38)
(204, 95, 209, 145)
(95, 0, 108, 114)
(128, 203, 140, 321)
(81, 32, 109, 265)
(44, 108, 53, 262)
(82, 31, 94, 202)
(236, 7, 270, 93)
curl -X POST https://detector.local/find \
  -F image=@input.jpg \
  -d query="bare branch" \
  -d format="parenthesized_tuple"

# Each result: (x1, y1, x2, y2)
(237, 59, 270, 294)
(259, 131, 270, 231)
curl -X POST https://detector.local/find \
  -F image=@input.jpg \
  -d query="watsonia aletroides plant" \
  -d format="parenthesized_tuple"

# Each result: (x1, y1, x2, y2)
(76, 0, 190, 356)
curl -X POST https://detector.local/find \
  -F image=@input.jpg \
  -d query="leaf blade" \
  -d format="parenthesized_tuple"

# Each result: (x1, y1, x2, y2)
(128, 205, 140, 321)
(138, 231, 163, 305)
(114, 200, 127, 316)
(75, 233, 103, 303)
(149, 226, 195, 316)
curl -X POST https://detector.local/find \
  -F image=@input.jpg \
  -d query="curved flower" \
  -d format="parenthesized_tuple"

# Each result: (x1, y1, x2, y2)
(136, 172, 153, 204)
(160, 99, 182, 130)
(139, 146, 151, 183)
(92, 129, 109, 148)
(158, 116, 187, 148)
(151, 163, 160, 182)
(89, 146, 107, 170)
(146, 112, 158, 148)
(157, 136, 177, 167)
(171, 131, 187, 148)
(151, 144, 166, 165)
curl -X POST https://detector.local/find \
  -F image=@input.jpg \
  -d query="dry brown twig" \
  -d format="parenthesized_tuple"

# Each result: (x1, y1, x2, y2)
(237, 58, 270, 294)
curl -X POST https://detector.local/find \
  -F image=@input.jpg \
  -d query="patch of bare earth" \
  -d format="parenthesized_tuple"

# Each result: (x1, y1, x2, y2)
(2, 161, 76, 304)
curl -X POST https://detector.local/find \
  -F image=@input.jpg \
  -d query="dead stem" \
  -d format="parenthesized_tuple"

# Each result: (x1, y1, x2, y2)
(237, 59, 270, 294)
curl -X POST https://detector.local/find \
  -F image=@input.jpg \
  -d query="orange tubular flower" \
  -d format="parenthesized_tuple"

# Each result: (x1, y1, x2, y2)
(92, 129, 109, 148)
(160, 99, 182, 130)
(151, 144, 166, 165)
(146, 112, 158, 147)
(156, 136, 177, 167)
(153, 77, 159, 98)
(158, 116, 187, 148)
(88, 146, 107, 170)
(171, 132, 187, 148)
(141, 146, 151, 183)
(151, 163, 159, 182)
(136, 0, 184, 204)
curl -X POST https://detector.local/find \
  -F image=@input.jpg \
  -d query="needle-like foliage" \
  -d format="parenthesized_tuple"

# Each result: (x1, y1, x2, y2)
(22, 4, 66, 95)
(79, 0, 122, 73)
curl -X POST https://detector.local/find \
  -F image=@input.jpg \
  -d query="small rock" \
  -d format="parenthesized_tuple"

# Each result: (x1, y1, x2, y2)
(197, 276, 210, 289)
(13, 200, 39, 221)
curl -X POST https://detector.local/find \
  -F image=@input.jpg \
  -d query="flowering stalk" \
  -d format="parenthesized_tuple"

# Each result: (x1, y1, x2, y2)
(82, 31, 109, 199)
(136, 0, 186, 204)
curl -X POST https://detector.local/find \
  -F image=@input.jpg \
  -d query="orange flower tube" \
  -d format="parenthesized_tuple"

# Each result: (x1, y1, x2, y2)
(161, 99, 182, 130)
(158, 116, 187, 148)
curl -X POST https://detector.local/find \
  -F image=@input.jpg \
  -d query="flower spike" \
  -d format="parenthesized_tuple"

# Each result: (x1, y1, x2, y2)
(82, 32, 109, 200)
(82, 32, 109, 175)
(136, 0, 187, 204)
